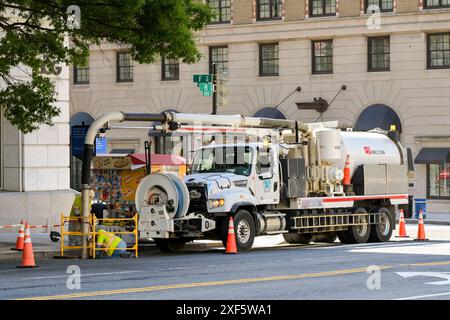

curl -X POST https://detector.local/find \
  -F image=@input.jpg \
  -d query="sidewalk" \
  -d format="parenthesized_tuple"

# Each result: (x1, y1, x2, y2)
(1, 212, 450, 261)
(403, 212, 450, 226)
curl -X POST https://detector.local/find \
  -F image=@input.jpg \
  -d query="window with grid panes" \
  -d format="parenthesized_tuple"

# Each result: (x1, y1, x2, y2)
(116, 52, 133, 82)
(162, 57, 179, 80)
(427, 33, 450, 69)
(312, 40, 333, 74)
(424, 0, 450, 9)
(310, 0, 336, 17)
(73, 60, 89, 84)
(257, 0, 282, 20)
(365, 0, 393, 13)
(368, 36, 390, 71)
(259, 43, 279, 76)
(208, 0, 231, 23)
(209, 46, 228, 74)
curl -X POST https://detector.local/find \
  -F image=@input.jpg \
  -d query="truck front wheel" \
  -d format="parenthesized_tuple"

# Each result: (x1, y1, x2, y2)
(221, 210, 256, 252)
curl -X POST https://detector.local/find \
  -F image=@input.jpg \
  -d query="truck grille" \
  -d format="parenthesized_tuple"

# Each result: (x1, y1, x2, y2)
(187, 185, 207, 213)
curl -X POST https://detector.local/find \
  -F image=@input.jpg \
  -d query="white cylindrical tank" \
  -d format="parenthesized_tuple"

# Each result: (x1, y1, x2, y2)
(337, 131, 402, 177)
(316, 129, 342, 161)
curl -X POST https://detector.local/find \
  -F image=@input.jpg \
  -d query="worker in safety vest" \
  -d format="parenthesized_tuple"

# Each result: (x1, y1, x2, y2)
(96, 229, 128, 258)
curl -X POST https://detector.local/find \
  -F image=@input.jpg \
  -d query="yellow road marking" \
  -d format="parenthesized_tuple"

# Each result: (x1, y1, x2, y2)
(17, 266, 392, 300)
(401, 260, 450, 267)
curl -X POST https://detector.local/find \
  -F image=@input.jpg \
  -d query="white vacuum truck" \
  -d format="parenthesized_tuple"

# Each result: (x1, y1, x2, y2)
(80, 112, 412, 255)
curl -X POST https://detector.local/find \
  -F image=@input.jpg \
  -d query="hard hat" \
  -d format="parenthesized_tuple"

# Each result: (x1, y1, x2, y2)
(98, 229, 106, 234)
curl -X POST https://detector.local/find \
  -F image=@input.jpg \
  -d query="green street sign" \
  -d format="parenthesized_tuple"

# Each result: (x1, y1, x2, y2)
(199, 82, 213, 97)
(193, 74, 213, 84)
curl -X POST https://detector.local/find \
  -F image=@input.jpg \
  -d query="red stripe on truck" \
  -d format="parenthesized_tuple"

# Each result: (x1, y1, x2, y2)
(323, 194, 408, 203)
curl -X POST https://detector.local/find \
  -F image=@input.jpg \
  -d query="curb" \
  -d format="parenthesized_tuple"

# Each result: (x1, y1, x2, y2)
(401, 219, 450, 226)
(0, 241, 224, 261)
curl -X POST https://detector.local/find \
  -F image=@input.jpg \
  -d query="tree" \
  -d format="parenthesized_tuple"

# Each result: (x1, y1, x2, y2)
(0, 0, 212, 133)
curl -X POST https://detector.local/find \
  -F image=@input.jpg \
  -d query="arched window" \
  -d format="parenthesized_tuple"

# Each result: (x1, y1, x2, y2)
(354, 104, 402, 134)
(254, 107, 287, 119)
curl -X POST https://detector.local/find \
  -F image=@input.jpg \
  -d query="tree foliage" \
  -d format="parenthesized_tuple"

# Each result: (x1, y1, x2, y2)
(0, 0, 212, 133)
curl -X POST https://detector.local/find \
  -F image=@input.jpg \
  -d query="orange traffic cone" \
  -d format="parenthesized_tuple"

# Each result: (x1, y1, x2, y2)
(342, 154, 351, 186)
(11, 220, 25, 251)
(17, 224, 38, 268)
(225, 216, 238, 254)
(414, 210, 429, 242)
(395, 209, 409, 238)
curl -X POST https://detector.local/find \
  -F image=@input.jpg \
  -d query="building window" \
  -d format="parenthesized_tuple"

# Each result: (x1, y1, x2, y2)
(259, 43, 279, 76)
(368, 36, 390, 72)
(257, 0, 282, 20)
(427, 33, 450, 69)
(209, 46, 228, 74)
(208, 0, 231, 23)
(424, 0, 450, 9)
(312, 40, 333, 74)
(427, 163, 450, 199)
(116, 52, 133, 82)
(161, 57, 179, 81)
(73, 61, 89, 84)
(365, 0, 394, 13)
(310, 0, 336, 17)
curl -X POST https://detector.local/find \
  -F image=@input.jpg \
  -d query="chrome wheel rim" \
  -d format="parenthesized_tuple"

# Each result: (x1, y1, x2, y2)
(355, 216, 368, 237)
(379, 213, 390, 236)
(237, 219, 251, 243)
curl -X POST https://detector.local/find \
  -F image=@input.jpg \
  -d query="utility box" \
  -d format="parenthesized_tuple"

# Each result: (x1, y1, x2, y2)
(280, 158, 307, 198)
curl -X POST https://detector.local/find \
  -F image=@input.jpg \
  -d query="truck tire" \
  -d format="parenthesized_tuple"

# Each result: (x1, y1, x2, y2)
(312, 233, 338, 243)
(154, 239, 186, 253)
(369, 207, 394, 242)
(221, 210, 256, 252)
(339, 207, 370, 244)
(283, 232, 313, 244)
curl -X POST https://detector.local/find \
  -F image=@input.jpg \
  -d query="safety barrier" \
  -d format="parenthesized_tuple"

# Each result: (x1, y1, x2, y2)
(60, 214, 92, 257)
(91, 214, 139, 259)
(0, 223, 61, 230)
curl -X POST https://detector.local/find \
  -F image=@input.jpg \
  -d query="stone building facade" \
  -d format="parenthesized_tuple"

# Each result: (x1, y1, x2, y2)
(70, 0, 450, 213)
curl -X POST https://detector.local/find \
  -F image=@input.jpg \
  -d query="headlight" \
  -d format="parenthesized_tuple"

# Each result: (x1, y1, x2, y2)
(209, 198, 225, 209)
(233, 180, 248, 188)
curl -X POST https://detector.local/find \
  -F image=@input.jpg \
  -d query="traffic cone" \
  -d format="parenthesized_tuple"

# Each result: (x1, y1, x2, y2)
(414, 210, 429, 242)
(11, 220, 25, 251)
(342, 154, 351, 186)
(225, 216, 238, 254)
(395, 209, 409, 238)
(17, 224, 38, 268)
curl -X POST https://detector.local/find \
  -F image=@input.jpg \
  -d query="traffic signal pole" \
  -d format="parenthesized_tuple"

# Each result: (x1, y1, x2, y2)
(212, 63, 218, 115)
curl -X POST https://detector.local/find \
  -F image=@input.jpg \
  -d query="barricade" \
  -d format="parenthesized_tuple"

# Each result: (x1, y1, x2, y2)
(91, 214, 139, 259)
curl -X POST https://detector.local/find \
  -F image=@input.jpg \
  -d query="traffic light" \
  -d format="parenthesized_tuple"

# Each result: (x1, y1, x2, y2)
(216, 71, 229, 107)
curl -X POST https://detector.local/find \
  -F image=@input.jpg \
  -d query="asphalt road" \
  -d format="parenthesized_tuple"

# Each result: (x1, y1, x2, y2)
(2, 226, 450, 300)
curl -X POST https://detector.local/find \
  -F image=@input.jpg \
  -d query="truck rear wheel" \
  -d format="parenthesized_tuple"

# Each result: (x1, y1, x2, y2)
(338, 207, 370, 244)
(221, 210, 255, 252)
(283, 232, 313, 244)
(154, 239, 186, 253)
(312, 233, 337, 243)
(369, 207, 394, 242)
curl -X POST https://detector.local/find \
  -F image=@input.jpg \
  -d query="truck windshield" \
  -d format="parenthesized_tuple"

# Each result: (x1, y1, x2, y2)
(191, 146, 253, 176)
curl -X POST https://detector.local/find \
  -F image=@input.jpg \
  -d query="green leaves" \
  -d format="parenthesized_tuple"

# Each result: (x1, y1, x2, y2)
(0, 0, 212, 133)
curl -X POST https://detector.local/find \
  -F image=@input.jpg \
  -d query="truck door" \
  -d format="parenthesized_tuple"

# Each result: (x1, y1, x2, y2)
(253, 147, 280, 205)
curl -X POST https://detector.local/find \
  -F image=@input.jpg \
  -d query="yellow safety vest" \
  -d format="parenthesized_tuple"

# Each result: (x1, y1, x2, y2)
(97, 231, 122, 256)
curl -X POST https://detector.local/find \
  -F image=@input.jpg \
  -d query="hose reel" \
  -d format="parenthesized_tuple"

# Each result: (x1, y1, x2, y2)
(135, 173, 190, 219)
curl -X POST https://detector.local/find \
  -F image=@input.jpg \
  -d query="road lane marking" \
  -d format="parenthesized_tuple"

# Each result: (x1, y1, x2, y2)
(401, 260, 450, 267)
(22, 271, 142, 281)
(350, 243, 450, 256)
(17, 265, 392, 300)
(395, 291, 450, 300)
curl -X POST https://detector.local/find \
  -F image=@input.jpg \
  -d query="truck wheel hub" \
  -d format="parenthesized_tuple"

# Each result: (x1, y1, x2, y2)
(237, 220, 250, 243)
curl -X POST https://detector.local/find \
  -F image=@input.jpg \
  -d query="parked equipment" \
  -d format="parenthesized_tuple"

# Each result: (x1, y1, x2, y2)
(80, 111, 412, 255)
